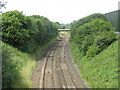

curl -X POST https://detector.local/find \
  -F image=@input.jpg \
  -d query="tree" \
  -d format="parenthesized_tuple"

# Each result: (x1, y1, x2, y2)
(2, 10, 29, 48)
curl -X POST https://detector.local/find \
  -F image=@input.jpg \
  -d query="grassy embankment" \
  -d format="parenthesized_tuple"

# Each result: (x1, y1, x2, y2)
(70, 13, 118, 88)
(70, 41, 118, 88)
(2, 38, 57, 88)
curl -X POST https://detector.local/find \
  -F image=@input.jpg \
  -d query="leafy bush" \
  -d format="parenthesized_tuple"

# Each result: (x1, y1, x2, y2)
(70, 13, 107, 38)
(71, 18, 117, 57)
(86, 45, 100, 58)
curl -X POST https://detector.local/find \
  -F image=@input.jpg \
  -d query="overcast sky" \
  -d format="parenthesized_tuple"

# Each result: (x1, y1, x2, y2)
(2, 0, 120, 24)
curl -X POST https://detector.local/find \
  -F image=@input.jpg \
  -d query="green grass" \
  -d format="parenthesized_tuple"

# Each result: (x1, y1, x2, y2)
(2, 37, 57, 88)
(70, 41, 118, 88)
(2, 42, 35, 88)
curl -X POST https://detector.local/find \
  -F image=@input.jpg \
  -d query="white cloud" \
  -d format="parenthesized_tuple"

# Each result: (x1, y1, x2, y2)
(3, 0, 119, 23)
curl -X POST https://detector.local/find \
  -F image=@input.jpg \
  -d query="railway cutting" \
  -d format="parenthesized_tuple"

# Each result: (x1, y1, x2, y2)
(32, 34, 89, 88)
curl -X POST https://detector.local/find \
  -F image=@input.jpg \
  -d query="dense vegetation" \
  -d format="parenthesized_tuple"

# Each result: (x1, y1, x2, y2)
(2, 10, 60, 53)
(2, 42, 36, 88)
(1, 10, 60, 88)
(70, 13, 118, 88)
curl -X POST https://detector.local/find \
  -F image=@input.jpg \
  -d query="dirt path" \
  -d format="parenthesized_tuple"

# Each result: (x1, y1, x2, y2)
(32, 34, 89, 88)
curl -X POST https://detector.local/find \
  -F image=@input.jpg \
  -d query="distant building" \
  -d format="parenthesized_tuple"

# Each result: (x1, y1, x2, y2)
(105, 10, 120, 31)
(58, 29, 71, 31)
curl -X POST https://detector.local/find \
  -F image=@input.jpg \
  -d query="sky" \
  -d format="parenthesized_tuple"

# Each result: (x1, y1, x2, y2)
(2, 0, 120, 24)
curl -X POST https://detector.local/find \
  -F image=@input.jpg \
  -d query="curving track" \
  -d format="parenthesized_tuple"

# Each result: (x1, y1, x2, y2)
(32, 34, 89, 89)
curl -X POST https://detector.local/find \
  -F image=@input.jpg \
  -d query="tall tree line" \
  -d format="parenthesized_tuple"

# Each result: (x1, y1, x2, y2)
(1, 10, 60, 53)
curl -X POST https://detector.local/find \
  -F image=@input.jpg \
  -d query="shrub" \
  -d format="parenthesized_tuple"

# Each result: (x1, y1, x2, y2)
(86, 45, 100, 58)
(71, 19, 117, 57)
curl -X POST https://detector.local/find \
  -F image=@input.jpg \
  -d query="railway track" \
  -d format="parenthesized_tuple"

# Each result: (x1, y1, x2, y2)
(32, 34, 89, 89)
